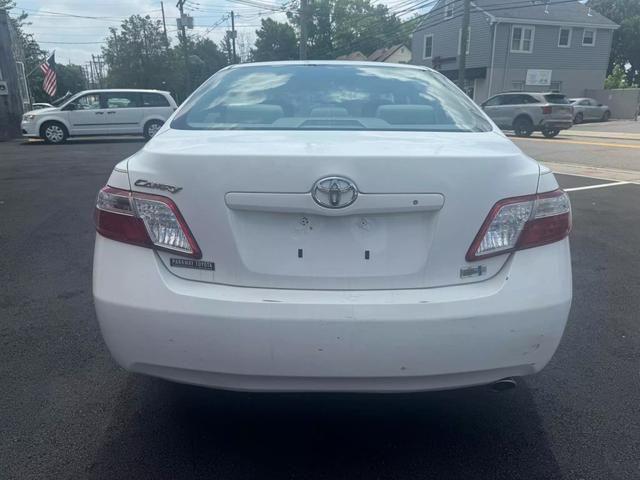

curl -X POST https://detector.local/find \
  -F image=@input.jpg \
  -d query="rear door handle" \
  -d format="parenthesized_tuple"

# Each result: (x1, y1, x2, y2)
(107, 111, 116, 114)
(95, 111, 104, 115)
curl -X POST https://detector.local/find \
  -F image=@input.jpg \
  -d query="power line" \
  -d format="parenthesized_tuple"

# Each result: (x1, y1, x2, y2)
(37, 41, 106, 44)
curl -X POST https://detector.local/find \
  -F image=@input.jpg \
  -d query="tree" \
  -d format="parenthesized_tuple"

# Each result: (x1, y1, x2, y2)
(286, 0, 407, 60)
(102, 15, 231, 101)
(605, 63, 630, 88)
(220, 30, 240, 65)
(235, 31, 253, 63)
(102, 15, 173, 91)
(587, 0, 640, 84)
(618, 16, 640, 84)
(331, 0, 407, 58)
(250, 18, 298, 62)
(30, 63, 86, 102)
(189, 37, 228, 88)
(1, 1, 47, 100)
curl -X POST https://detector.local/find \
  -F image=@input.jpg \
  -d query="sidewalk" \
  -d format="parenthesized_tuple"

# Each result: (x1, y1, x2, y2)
(560, 120, 640, 141)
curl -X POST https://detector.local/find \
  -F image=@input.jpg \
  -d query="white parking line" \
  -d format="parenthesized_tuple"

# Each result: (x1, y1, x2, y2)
(564, 181, 631, 192)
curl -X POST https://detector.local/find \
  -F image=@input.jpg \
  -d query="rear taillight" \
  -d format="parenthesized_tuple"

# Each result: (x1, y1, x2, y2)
(95, 186, 201, 258)
(542, 106, 552, 114)
(466, 189, 571, 261)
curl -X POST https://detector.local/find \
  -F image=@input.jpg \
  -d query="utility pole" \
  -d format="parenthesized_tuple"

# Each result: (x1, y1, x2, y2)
(457, 0, 471, 92)
(176, 0, 191, 95)
(91, 54, 102, 88)
(0, 8, 23, 140)
(230, 11, 237, 63)
(299, 0, 308, 60)
(161, 1, 169, 47)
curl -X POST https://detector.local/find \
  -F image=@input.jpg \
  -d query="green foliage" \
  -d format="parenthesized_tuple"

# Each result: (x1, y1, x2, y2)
(102, 15, 231, 101)
(189, 37, 229, 87)
(250, 18, 298, 62)
(618, 16, 640, 84)
(2, 0, 48, 100)
(605, 64, 630, 89)
(102, 15, 172, 90)
(220, 31, 240, 65)
(287, 0, 408, 59)
(30, 63, 87, 102)
(588, 0, 640, 84)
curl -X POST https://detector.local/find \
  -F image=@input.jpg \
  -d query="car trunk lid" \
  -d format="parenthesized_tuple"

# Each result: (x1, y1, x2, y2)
(125, 129, 541, 290)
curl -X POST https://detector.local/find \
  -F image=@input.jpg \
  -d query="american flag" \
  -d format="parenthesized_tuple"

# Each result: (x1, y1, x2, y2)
(40, 52, 57, 97)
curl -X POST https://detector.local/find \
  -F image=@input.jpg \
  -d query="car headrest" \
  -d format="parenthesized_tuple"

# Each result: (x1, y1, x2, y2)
(376, 105, 436, 125)
(310, 107, 349, 117)
(224, 104, 284, 124)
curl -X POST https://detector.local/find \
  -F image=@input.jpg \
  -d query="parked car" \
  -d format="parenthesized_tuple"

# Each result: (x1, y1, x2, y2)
(569, 98, 611, 124)
(31, 102, 53, 110)
(21, 89, 177, 144)
(481, 92, 574, 138)
(93, 62, 572, 393)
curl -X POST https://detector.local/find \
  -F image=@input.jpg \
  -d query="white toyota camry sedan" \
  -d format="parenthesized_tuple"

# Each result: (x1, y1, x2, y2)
(93, 61, 572, 393)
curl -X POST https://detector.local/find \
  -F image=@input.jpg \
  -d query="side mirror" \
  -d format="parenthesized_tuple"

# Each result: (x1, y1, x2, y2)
(63, 103, 77, 111)
(598, 103, 603, 107)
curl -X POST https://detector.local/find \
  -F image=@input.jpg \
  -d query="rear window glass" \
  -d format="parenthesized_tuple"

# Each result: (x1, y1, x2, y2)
(142, 93, 170, 107)
(544, 94, 569, 104)
(171, 64, 492, 132)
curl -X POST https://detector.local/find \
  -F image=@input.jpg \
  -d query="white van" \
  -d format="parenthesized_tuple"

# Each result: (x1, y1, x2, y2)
(21, 89, 177, 144)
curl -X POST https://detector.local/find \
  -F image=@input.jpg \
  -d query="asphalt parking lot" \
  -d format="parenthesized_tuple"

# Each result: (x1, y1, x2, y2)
(1, 137, 639, 480)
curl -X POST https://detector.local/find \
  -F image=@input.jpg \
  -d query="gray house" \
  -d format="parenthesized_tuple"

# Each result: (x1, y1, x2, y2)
(411, 0, 618, 102)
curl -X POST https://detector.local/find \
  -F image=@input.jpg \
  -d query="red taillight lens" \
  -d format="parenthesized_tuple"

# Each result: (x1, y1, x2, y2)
(95, 186, 201, 258)
(466, 189, 571, 261)
(542, 106, 552, 114)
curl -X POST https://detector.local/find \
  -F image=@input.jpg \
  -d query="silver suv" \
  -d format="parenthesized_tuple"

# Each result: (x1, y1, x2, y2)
(481, 92, 574, 138)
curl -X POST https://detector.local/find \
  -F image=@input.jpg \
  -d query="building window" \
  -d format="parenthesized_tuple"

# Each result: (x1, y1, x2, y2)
(558, 27, 571, 47)
(511, 25, 535, 53)
(550, 81, 563, 92)
(511, 81, 524, 91)
(423, 35, 433, 59)
(444, 0, 454, 19)
(458, 27, 470, 55)
(582, 28, 596, 46)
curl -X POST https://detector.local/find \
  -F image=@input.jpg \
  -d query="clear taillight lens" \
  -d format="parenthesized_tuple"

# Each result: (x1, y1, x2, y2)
(467, 189, 571, 261)
(95, 186, 201, 258)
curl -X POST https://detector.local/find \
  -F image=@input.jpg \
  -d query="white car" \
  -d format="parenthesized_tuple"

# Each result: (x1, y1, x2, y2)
(93, 62, 572, 393)
(21, 89, 177, 143)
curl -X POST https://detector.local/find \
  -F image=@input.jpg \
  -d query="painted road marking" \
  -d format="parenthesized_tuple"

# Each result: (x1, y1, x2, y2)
(564, 181, 631, 192)
(515, 137, 640, 150)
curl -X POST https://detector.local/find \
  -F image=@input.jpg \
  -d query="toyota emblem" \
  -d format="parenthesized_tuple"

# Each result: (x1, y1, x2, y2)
(312, 176, 358, 209)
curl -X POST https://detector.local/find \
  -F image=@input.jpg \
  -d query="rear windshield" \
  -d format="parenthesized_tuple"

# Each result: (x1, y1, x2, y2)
(544, 94, 570, 104)
(171, 64, 492, 132)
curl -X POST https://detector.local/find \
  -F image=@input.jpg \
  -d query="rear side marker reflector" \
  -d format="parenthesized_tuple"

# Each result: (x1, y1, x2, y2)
(466, 189, 571, 261)
(95, 186, 202, 258)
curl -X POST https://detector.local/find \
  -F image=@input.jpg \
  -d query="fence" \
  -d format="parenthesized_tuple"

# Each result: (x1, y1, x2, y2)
(583, 88, 640, 120)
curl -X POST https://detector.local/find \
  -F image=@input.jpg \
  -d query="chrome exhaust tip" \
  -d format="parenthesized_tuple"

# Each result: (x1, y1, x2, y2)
(490, 377, 517, 392)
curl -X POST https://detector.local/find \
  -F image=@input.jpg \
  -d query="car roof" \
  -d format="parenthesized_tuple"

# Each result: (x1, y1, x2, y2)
(78, 89, 171, 95)
(226, 60, 433, 72)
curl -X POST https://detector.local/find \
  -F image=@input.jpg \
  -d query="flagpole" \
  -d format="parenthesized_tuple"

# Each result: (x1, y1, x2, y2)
(26, 50, 54, 78)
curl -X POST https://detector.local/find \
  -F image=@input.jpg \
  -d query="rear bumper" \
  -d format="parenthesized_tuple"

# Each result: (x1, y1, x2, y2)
(539, 120, 573, 130)
(93, 235, 572, 392)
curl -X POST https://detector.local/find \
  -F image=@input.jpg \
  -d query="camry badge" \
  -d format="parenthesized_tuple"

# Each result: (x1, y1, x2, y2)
(134, 179, 182, 194)
(312, 176, 358, 209)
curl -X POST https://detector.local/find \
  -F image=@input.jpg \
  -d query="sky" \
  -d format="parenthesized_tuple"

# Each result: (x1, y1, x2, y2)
(11, 0, 290, 65)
